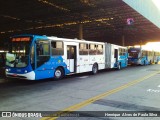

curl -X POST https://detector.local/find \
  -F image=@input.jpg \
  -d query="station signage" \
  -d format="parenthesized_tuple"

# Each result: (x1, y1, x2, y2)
(127, 18, 134, 25)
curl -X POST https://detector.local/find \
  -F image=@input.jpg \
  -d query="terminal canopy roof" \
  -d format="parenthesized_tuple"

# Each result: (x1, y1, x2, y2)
(0, 0, 160, 47)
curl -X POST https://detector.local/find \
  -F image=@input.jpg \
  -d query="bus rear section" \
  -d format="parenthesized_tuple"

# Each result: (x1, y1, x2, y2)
(105, 43, 128, 70)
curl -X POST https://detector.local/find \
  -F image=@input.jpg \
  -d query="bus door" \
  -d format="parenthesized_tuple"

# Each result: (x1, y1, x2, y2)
(34, 40, 51, 80)
(114, 49, 118, 63)
(67, 45, 77, 73)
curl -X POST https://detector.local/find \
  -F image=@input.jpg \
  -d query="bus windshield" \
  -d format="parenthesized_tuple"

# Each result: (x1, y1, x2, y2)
(128, 49, 140, 58)
(6, 37, 32, 68)
(128, 52, 139, 58)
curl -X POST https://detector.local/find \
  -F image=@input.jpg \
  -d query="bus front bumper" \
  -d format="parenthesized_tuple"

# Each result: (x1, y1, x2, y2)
(6, 71, 35, 80)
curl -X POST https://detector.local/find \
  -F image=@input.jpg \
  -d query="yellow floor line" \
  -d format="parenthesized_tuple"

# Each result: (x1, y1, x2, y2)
(41, 71, 160, 120)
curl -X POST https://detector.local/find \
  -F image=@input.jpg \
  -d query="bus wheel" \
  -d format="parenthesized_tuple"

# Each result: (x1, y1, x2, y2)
(92, 63, 98, 74)
(54, 67, 64, 80)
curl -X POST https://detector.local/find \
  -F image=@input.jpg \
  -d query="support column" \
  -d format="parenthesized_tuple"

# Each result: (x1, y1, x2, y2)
(122, 35, 125, 46)
(79, 24, 83, 40)
(140, 40, 142, 49)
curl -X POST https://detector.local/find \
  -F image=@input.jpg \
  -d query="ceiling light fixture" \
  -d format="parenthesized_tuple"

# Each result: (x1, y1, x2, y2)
(38, 0, 70, 12)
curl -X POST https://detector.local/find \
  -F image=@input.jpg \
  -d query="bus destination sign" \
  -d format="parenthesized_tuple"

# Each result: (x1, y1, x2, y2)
(12, 37, 31, 42)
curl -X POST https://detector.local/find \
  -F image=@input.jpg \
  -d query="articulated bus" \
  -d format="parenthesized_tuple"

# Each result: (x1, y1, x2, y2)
(5, 35, 128, 80)
(128, 47, 160, 65)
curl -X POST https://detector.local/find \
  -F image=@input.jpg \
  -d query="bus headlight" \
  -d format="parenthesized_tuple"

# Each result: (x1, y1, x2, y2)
(6, 69, 10, 72)
(25, 70, 28, 73)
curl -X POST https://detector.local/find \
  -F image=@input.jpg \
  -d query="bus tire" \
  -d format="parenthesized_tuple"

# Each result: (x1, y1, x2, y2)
(54, 67, 64, 80)
(92, 63, 98, 74)
(117, 62, 121, 70)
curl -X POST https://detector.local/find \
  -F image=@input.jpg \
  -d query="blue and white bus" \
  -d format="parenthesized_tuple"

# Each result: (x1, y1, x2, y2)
(128, 47, 160, 65)
(5, 35, 128, 80)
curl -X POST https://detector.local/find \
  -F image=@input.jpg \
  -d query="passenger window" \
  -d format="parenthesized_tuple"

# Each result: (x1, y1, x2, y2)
(97, 44, 103, 55)
(51, 41, 64, 55)
(79, 43, 88, 55)
(89, 44, 97, 55)
(119, 48, 126, 56)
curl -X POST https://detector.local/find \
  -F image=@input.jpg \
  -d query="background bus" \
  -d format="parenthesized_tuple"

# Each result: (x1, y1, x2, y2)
(128, 47, 160, 65)
(5, 35, 128, 80)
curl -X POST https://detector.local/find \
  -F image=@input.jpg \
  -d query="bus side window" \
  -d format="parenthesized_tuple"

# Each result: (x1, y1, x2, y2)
(79, 43, 88, 55)
(51, 41, 64, 56)
(97, 44, 103, 55)
(79, 43, 84, 55)
(89, 44, 97, 55)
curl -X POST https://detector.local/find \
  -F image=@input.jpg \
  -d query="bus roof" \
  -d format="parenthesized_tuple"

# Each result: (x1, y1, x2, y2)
(47, 36, 105, 44)
(12, 34, 105, 44)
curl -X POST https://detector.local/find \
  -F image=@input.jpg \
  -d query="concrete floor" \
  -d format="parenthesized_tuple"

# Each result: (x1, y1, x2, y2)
(0, 64, 160, 120)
